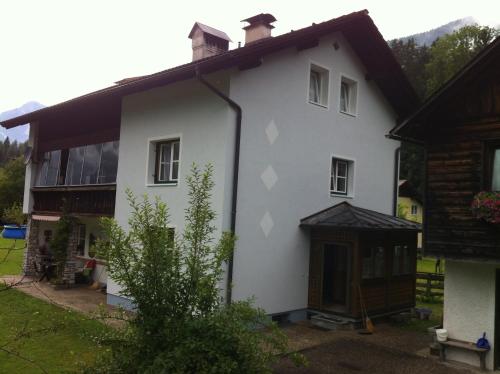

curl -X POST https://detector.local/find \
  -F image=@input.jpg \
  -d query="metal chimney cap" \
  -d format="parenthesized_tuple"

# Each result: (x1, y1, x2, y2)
(241, 13, 277, 27)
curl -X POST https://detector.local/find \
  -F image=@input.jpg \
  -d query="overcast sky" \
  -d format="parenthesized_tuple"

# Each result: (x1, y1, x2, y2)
(1, 0, 499, 112)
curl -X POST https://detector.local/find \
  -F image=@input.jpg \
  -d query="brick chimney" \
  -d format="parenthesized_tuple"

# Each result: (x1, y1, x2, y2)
(188, 22, 231, 61)
(241, 13, 277, 45)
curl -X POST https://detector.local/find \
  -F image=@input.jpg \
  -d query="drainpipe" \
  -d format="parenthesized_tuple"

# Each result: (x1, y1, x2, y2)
(393, 147, 401, 217)
(196, 70, 242, 305)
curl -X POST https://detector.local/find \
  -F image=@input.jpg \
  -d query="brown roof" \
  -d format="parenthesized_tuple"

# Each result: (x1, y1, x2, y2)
(300, 202, 421, 231)
(390, 36, 500, 141)
(1, 10, 419, 129)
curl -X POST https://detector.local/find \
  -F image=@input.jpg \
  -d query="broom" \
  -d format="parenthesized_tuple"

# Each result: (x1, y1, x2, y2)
(358, 285, 374, 334)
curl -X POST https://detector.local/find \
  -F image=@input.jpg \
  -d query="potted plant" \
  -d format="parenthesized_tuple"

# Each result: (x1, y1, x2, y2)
(471, 191, 500, 224)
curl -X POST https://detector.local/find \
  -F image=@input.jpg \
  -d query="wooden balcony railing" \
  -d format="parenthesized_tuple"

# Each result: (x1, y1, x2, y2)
(32, 184, 116, 216)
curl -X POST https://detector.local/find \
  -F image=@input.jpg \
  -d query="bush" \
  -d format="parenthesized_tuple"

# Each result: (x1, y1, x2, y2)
(87, 164, 303, 373)
(3, 202, 26, 226)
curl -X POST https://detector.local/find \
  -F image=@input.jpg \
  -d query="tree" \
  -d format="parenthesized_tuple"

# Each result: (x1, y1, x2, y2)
(425, 25, 498, 95)
(389, 38, 430, 99)
(399, 142, 425, 199)
(0, 156, 25, 220)
(390, 25, 498, 201)
(89, 164, 303, 373)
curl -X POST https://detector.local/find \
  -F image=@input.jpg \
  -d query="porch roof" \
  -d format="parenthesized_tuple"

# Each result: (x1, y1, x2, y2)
(300, 202, 421, 231)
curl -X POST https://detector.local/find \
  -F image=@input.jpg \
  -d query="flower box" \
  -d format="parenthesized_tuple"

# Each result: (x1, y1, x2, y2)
(471, 191, 500, 224)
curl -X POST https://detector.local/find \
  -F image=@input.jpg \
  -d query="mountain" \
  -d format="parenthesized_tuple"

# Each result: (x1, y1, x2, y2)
(399, 17, 477, 46)
(0, 101, 45, 143)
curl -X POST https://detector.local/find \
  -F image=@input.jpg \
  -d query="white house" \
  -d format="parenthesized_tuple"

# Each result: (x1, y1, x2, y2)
(2, 10, 420, 321)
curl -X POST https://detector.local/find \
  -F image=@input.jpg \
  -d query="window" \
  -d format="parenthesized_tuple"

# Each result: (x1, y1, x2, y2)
(411, 205, 418, 215)
(491, 148, 500, 191)
(340, 76, 357, 115)
(36, 141, 119, 187)
(43, 230, 52, 245)
(308, 64, 329, 107)
(65, 146, 85, 185)
(330, 157, 354, 196)
(81, 143, 103, 185)
(36, 150, 61, 186)
(362, 246, 385, 279)
(393, 245, 411, 275)
(76, 224, 86, 256)
(155, 139, 180, 184)
(97, 141, 119, 184)
(167, 227, 175, 248)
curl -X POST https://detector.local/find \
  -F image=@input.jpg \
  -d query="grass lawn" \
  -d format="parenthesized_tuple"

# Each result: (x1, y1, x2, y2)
(0, 289, 108, 373)
(417, 256, 444, 274)
(0, 237, 25, 276)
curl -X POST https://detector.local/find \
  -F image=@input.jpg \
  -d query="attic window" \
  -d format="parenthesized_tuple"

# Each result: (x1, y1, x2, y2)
(340, 76, 357, 116)
(309, 64, 329, 107)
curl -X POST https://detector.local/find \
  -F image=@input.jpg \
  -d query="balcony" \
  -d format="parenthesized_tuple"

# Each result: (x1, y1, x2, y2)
(32, 184, 116, 216)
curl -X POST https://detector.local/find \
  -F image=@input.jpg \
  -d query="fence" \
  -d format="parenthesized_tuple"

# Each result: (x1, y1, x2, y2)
(416, 272, 444, 299)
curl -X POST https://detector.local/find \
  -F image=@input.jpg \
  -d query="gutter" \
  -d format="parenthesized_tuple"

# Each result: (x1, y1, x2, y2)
(196, 70, 242, 305)
(393, 147, 400, 217)
(385, 132, 424, 146)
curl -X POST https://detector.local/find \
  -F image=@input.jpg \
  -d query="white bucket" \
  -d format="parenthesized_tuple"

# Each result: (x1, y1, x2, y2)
(436, 329, 448, 342)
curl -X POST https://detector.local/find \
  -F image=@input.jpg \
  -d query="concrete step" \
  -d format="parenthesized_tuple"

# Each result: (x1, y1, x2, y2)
(311, 313, 359, 331)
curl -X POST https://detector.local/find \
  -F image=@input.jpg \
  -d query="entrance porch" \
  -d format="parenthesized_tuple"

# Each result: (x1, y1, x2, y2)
(300, 202, 420, 319)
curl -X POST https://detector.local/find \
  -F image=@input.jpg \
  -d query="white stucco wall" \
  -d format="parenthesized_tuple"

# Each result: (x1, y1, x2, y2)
(23, 122, 37, 214)
(108, 76, 234, 297)
(228, 32, 400, 314)
(443, 260, 497, 370)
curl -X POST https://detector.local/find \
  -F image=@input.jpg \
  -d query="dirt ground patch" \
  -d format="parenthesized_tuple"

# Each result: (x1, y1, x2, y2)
(275, 338, 475, 374)
(275, 321, 477, 374)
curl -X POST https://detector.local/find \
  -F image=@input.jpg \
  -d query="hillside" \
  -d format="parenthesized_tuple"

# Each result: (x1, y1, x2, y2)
(398, 17, 476, 46)
(0, 101, 44, 142)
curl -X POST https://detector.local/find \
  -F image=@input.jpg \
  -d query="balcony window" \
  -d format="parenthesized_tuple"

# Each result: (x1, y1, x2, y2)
(36, 141, 119, 187)
(98, 141, 119, 183)
(81, 143, 103, 185)
(36, 150, 61, 186)
(65, 147, 85, 185)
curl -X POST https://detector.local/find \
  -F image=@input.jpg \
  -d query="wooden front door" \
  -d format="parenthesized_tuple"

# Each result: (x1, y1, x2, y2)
(308, 241, 352, 312)
(308, 241, 324, 310)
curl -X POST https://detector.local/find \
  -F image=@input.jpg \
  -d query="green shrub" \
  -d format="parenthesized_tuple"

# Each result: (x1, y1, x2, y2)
(86, 164, 303, 373)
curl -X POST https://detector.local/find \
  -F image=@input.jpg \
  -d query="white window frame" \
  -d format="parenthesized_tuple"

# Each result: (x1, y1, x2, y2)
(330, 155, 355, 197)
(339, 75, 358, 116)
(145, 134, 182, 187)
(307, 61, 330, 109)
(410, 204, 418, 215)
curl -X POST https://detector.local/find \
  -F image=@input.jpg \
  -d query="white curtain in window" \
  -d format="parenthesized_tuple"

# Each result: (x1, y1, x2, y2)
(309, 71, 321, 103)
(340, 82, 349, 112)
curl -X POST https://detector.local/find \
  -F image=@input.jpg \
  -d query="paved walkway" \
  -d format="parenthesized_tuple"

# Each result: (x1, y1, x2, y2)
(1, 275, 107, 314)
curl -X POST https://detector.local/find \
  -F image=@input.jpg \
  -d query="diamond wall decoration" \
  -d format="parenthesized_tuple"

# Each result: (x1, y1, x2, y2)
(260, 165, 278, 191)
(260, 211, 274, 237)
(265, 120, 279, 145)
